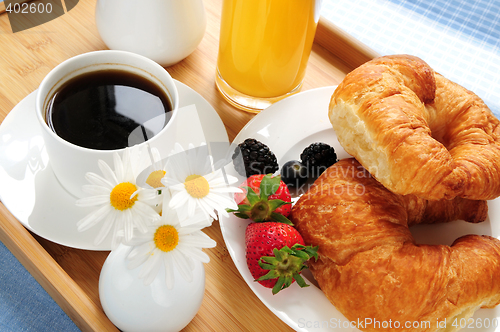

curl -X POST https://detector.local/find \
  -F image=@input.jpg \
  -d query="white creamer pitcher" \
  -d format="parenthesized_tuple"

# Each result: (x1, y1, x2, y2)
(95, 0, 207, 67)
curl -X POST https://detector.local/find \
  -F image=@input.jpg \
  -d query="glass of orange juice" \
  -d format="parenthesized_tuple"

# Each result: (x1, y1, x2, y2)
(215, 0, 321, 113)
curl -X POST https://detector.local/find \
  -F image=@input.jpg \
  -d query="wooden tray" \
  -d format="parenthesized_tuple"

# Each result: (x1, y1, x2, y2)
(0, 1, 378, 331)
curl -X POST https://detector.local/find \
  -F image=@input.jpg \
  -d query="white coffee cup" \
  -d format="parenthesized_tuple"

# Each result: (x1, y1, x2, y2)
(35, 50, 179, 198)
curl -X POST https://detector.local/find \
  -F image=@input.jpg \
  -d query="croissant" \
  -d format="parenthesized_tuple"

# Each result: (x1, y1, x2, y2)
(291, 158, 500, 332)
(328, 54, 500, 201)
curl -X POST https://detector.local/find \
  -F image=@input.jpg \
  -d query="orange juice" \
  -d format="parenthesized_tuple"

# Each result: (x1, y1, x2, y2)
(217, 0, 319, 100)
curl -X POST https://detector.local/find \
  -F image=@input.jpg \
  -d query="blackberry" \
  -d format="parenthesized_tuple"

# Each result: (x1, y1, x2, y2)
(232, 138, 279, 177)
(300, 142, 337, 179)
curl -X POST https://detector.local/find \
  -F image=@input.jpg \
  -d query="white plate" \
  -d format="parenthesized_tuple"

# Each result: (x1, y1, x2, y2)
(0, 80, 229, 250)
(219, 86, 500, 332)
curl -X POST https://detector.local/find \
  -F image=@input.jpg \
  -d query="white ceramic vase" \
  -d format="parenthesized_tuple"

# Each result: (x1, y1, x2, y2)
(99, 244, 205, 332)
(95, 0, 207, 67)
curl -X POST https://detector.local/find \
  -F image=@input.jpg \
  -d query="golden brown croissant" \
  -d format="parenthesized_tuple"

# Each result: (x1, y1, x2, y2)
(328, 54, 500, 201)
(291, 158, 500, 332)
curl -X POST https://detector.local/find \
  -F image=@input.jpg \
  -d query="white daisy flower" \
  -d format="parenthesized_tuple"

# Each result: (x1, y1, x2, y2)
(125, 193, 215, 288)
(161, 143, 242, 222)
(132, 145, 167, 211)
(76, 148, 160, 248)
(133, 145, 165, 189)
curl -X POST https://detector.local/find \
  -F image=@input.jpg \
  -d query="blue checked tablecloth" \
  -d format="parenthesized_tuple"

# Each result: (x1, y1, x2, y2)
(321, 0, 500, 118)
(1, 0, 499, 331)
(0, 242, 80, 332)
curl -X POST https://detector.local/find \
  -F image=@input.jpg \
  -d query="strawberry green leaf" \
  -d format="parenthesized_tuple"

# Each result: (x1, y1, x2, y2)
(234, 213, 250, 219)
(272, 276, 286, 295)
(256, 244, 319, 295)
(230, 174, 291, 223)
(270, 212, 294, 225)
(283, 276, 293, 290)
(227, 204, 252, 214)
(257, 269, 280, 281)
(272, 247, 283, 261)
(292, 249, 310, 261)
(290, 243, 319, 260)
(243, 186, 260, 206)
(260, 174, 281, 198)
(290, 244, 306, 250)
(258, 262, 276, 271)
(260, 256, 278, 265)
(237, 205, 252, 212)
(293, 273, 309, 288)
(302, 246, 319, 261)
(267, 199, 290, 212)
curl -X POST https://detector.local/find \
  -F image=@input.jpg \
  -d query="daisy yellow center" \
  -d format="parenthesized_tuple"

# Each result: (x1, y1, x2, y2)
(184, 174, 209, 199)
(146, 170, 166, 188)
(110, 182, 138, 210)
(154, 225, 179, 252)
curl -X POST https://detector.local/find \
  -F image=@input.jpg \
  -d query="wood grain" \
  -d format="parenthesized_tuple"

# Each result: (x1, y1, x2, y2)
(0, 0, 36, 15)
(0, 0, 371, 330)
(315, 17, 380, 69)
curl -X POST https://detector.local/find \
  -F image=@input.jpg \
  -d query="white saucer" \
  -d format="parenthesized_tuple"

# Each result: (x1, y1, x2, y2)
(0, 80, 229, 250)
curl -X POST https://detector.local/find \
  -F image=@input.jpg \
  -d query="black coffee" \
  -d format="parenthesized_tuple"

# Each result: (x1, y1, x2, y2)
(46, 70, 172, 150)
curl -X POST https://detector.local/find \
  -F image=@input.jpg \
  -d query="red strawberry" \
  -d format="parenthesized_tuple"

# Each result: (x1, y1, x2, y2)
(245, 222, 318, 295)
(230, 174, 292, 224)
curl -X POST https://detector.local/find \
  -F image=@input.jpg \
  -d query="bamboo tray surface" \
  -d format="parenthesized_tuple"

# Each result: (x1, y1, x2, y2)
(0, 1, 377, 331)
